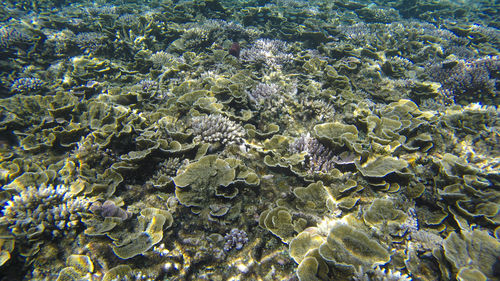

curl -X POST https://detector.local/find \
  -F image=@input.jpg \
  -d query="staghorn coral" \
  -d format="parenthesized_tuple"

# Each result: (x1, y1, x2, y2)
(150, 50, 179, 68)
(157, 158, 184, 178)
(443, 45, 475, 59)
(296, 98, 336, 122)
(469, 24, 500, 44)
(247, 82, 280, 109)
(136, 79, 158, 93)
(373, 267, 412, 281)
(402, 207, 419, 234)
(0, 184, 91, 238)
(135, 79, 169, 99)
(71, 136, 119, 168)
(337, 23, 374, 44)
(75, 32, 108, 54)
(240, 38, 293, 69)
(426, 56, 499, 104)
(117, 13, 137, 26)
(148, 158, 186, 189)
(44, 29, 77, 55)
(190, 114, 245, 146)
(84, 5, 117, 16)
(172, 19, 257, 52)
(289, 133, 336, 174)
(334, 20, 476, 63)
(401, 207, 443, 252)
(356, 6, 400, 23)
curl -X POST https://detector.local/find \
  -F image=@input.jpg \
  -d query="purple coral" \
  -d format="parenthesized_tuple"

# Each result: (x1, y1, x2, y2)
(290, 133, 336, 174)
(75, 32, 107, 54)
(137, 79, 159, 92)
(223, 228, 248, 251)
(89, 200, 129, 220)
(426, 56, 499, 104)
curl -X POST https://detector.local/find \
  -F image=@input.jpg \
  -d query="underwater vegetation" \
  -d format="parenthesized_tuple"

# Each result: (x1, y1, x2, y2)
(0, 0, 499, 280)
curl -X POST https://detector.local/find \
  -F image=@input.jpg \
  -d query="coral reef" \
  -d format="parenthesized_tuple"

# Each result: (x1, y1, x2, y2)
(0, 26, 33, 49)
(89, 200, 129, 220)
(75, 32, 108, 54)
(0, 0, 498, 279)
(354, 266, 412, 281)
(247, 82, 280, 109)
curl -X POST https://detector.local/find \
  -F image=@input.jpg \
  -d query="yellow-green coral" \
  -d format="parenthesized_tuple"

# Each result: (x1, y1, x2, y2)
(318, 223, 390, 269)
(443, 230, 500, 280)
(111, 208, 173, 259)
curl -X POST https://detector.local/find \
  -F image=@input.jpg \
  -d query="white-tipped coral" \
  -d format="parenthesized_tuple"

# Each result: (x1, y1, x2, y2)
(373, 267, 412, 281)
(354, 266, 412, 281)
(240, 38, 293, 69)
(191, 114, 245, 146)
(0, 184, 91, 238)
(10, 77, 45, 94)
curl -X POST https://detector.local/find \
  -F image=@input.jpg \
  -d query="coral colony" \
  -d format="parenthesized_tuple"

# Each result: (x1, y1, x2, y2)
(0, 0, 498, 280)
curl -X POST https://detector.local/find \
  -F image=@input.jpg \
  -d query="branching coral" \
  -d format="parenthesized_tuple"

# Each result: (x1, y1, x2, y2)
(223, 228, 248, 251)
(241, 38, 293, 69)
(0, 184, 91, 238)
(75, 32, 108, 54)
(247, 82, 280, 109)
(290, 133, 336, 174)
(173, 19, 257, 52)
(426, 56, 499, 104)
(10, 77, 45, 94)
(353, 266, 412, 281)
(191, 114, 245, 146)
